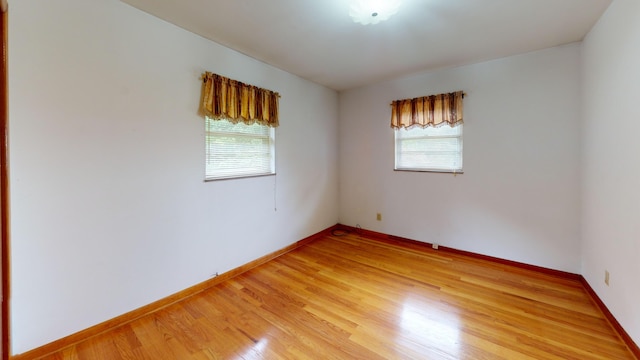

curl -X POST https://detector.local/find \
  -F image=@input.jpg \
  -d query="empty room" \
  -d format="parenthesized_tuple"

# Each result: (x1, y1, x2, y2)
(4, 0, 640, 359)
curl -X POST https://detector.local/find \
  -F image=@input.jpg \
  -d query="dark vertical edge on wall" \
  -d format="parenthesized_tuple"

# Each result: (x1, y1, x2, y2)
(1, 5, 9, 360)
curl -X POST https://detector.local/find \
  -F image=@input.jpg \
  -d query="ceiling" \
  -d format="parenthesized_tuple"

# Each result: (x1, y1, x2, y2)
(121, 0, 612, 91)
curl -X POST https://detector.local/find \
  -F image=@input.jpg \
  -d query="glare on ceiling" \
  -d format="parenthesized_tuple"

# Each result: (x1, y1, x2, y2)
(349, 0, 402, 25)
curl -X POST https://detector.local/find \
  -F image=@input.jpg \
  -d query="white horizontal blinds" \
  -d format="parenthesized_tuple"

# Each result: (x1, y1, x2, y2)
(395, 125, 463, 172)
(206, 118, 275, 179)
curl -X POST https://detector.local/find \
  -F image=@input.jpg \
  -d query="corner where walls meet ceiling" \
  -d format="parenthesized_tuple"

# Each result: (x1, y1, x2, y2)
(121, 0, 611, 91)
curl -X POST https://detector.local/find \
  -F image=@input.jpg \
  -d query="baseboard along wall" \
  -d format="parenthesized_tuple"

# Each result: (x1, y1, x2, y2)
(11, 224, 639, 359)
(10, 226, 337, 360)
(335, 224, 639, 358)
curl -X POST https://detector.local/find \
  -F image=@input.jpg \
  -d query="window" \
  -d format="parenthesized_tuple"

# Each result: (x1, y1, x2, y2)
(205, 118, 275, 180)
(395, 124, 463, 173)
(390, 90, 464, 173)
(200, 72, 279, 180)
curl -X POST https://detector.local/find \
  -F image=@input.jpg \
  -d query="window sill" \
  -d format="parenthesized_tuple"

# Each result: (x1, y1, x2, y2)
(394, 169, 463, 174)
(205, 172, 276, 182)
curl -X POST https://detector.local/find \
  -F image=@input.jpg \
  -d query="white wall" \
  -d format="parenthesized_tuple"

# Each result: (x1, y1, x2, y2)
(339, 44, 582, 273)
(581, 0, 640, 345)
(9, 0, 338, 354)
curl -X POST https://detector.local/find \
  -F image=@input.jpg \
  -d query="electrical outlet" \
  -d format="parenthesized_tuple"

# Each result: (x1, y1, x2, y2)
(376, 213, 382, 221)
(432, 243, 439, 250)
(605, 270, 610, 286)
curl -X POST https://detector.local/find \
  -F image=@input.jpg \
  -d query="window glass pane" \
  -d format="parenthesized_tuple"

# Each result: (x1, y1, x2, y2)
(399, 125, 461, 138)
(205, 118, 275, 179)
(207, 120, 272, 136)
(395, 125, 463, 172)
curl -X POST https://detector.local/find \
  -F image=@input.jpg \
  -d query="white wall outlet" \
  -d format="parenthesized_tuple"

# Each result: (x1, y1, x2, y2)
(605, 270, 610, 286)
(376, 213, 382, 221)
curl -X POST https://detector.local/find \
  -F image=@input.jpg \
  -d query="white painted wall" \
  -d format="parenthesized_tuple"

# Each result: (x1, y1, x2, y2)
(9, 0, 338, 354)
(581, 0, 640, 345)
(339, 44, 582, 273)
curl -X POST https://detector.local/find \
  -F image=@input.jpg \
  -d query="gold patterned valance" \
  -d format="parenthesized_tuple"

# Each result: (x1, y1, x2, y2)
(200, 72, 280, 127)
(390, 91, 463, 129)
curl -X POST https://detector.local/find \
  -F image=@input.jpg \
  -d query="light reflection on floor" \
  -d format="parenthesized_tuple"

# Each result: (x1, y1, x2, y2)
(233, 337, 269, 360)
(399, 297, 461, 358)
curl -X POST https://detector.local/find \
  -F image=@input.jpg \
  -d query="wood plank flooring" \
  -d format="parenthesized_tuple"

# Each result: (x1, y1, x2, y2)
(38, 233, 635, 359)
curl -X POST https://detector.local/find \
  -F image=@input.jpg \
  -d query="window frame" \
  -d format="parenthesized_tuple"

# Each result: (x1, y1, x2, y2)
(394, 124, 463, 174)
(204, 117, 276, 181)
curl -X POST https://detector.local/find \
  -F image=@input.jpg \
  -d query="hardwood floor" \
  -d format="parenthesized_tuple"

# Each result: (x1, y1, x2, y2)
(38, 232, 635, 359)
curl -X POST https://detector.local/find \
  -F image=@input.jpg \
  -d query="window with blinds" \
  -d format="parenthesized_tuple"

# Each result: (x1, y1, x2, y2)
(394, 125, 463, 173)
(205, 118, 275, 180)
